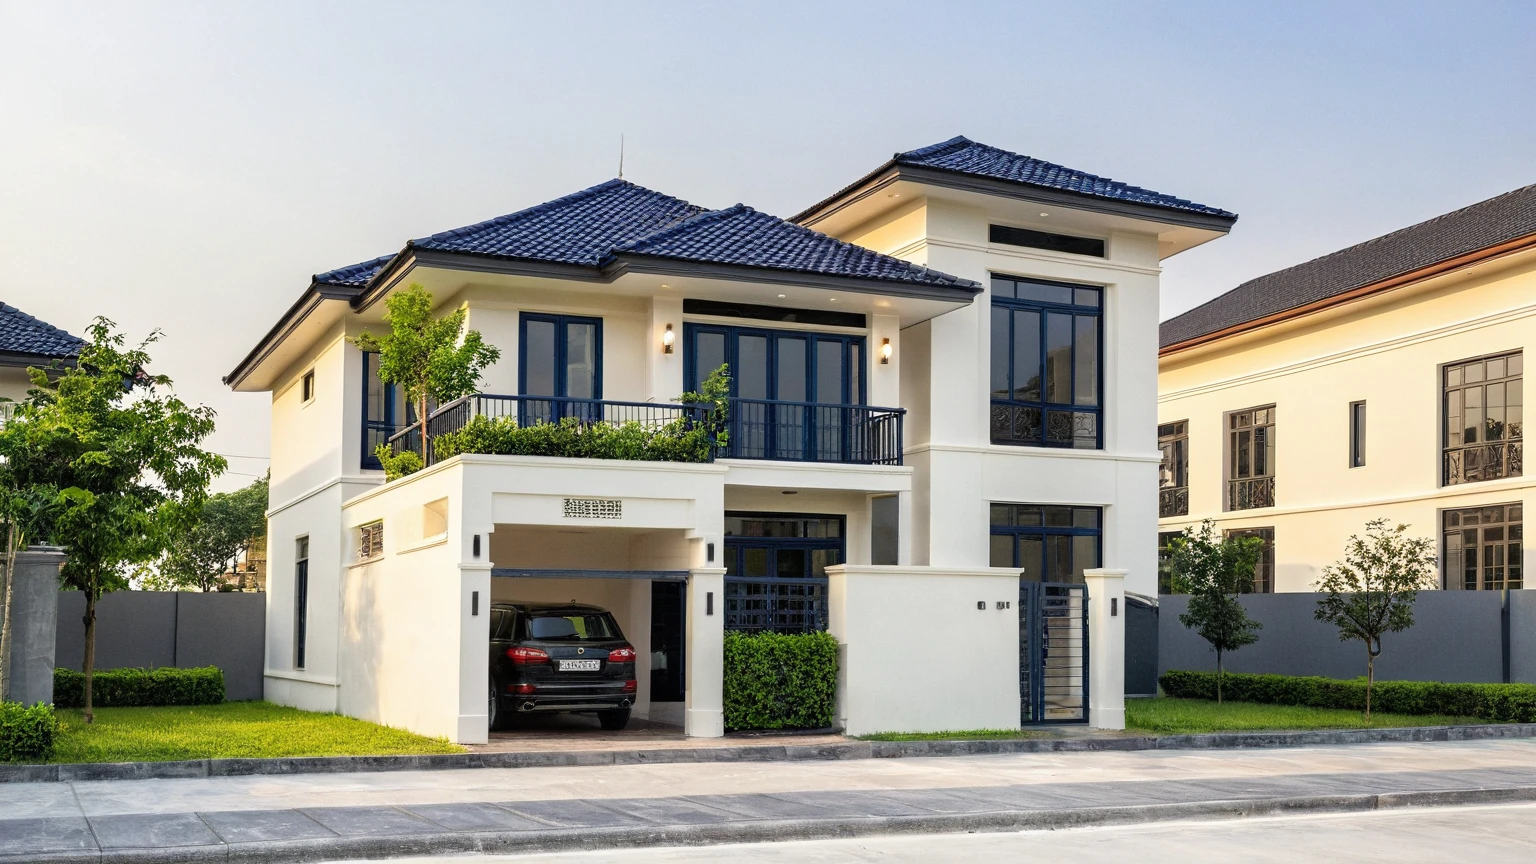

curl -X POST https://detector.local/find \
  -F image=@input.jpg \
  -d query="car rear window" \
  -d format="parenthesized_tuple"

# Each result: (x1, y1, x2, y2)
(522, 613, 620, 641)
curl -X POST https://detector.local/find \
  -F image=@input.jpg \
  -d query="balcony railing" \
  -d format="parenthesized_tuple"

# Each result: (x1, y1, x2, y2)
(1227, 475, 1275, 511)
(387, 394, 905, 468)
(1445, 441, 1523, 486)
(1159, 486, 1188, 519)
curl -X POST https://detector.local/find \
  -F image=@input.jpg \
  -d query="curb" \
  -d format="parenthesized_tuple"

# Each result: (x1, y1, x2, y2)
(9, 785, 1536, 864)
(7, 722, 1536, 784)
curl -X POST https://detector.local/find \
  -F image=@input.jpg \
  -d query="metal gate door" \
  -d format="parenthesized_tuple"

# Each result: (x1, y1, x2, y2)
(1019, 581, 1089, 724)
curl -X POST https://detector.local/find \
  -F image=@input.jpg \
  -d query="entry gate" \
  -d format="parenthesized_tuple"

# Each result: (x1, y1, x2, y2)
(1019, 581, 1089, 724)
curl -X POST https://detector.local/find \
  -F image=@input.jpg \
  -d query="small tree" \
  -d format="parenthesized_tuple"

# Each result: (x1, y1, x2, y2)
(1168, 520, 1265, 703)
(352, 284, 499, 467)
(143, 473, 268, 592)
(1313, 519, 1436, 721)
(0, 319, 223, 722)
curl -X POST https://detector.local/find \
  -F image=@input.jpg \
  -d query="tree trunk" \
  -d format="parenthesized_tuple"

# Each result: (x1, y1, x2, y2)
(419, 394, 430, 464)
(0, 522, 15, 702)
(1216, 649, 1224, 705)
(1365, 650, 1374, 723)
(83, 590, 97, 724)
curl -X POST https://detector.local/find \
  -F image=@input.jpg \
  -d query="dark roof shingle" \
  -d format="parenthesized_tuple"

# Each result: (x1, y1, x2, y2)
(314, 255, 392, 288)
(896, 137, 1236, 219)
(1160, 184, 1536, 349)
(0, 303, 84, 358)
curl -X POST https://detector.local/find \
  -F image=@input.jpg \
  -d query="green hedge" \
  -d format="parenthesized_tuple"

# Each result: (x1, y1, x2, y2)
(431, 415, 715, 466)
(723, 631, 839, 731)
(53, 666, 225, 709)
(0, 702, 58, 763)
(1159, 670, 1536, 722)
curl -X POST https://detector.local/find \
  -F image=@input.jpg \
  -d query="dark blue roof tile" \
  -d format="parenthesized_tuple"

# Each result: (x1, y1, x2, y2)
(0, 303, 84, 358)
(896, 136, 1235, 219)
(314, 255, 392, 288)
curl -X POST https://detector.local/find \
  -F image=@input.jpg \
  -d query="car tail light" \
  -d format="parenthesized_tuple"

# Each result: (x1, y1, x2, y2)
(512, 682, 537, 695)
(622, 679, 637, 693)
(507, 646, 550, 665)
(608, 646, 637, 663)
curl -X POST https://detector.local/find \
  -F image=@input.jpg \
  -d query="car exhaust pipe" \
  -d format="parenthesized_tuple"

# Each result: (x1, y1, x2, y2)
(618, 699, 631, 708)
(520, 701, 536, 712)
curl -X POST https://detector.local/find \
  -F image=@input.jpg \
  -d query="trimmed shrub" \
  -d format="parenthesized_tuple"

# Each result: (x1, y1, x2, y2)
(1159, 670, 1536, 723)
(723, 631, 839, 731)
(432, 415, 716, 466)
(0, 702, 58, 763)
(53, 666, 225, 709)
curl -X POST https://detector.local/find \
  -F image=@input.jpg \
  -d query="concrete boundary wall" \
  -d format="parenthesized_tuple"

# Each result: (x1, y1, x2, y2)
(1158, 591, 1525, 683)
(53, 591, 266, 701)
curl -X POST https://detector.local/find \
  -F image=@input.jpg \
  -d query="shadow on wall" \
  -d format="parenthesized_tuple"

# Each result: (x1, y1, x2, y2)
(1158, 591, 1532, 684)
(53, 591, 266, 700)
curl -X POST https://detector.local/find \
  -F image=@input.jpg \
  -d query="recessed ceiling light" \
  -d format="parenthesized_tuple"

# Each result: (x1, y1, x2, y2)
(660, 283, 670, 289)
(888, 192, 900, 198)
(1040, 212, 1049, 217)
(829, 298, 837, 302)
(777, 294, 786, 299)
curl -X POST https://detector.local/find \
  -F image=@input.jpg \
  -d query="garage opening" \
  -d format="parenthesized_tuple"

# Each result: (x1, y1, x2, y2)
(486, 526, 691, 736)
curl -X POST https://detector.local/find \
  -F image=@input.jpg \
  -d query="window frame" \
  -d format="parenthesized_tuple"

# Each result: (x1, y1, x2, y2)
(722, 512, 846, 634)
(1442, 351, 1522, 487)
(519, 312, 604, 400)
(989, 503, 1103, 584)
(683, 323, 865, 406)
(1158, 421, 1189, 517)
(1442, 503, 1523, 590)
(357, 521, 384, 562)
(1349, 401, 1366, 468)
(1225, 526, 1275, 593)
(300, 370, 315, 405)
(294, 536, 309, 670)
(988, 274, 1104, 450)
(1226, 405, 1276, 511)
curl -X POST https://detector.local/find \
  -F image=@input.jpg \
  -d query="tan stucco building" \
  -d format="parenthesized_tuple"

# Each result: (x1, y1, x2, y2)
(1157, 185, 1535, 593)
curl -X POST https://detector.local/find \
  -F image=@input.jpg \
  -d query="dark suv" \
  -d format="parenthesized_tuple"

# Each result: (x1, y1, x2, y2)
(487, 602, 637, 731)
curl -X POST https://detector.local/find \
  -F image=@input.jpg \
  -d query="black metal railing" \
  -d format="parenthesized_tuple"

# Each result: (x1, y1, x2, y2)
(1227, 475, 1275, 511)
(387, 394, 906, 467)
(1158, 486, 1188, 519)
(1444, 440, 1523, 486)
(721, 399, 904, 465)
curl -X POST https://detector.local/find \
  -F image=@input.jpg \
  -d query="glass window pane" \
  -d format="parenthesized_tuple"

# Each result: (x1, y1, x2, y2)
(1016, 506, 1042, 527)
(694, 331, 725, 390)
(1465, 362, 1485, 383)
(1044, 506, 1072, 527)
(1047, 535, 1072, 581)
(990, 504, 1015, 527)
(565, 322, 597, 398)
(776, 337, 807, 402)
(524, 320, 556, 396)
(776, 550, 808, 580)
(990, 276, 1015, 299)
(1073, 508, 1099, 529)
(1510, 353, 1523, 376)
(1447, 366, 1462, 387)
(1018, 280, 1072, 305)
(738, 335, 769, 399)
(1073, 287, 1100, 307)
(1074, 315, 1098, 407)
(990, 534, 1014, 568)
(1072, 534, 1099, 579)
(742, 548, 768, 577)
(365, 354, 386, 423)
(991, 306, 1010, 400)
(1045, 312, 1072, 403)
(1018, 537, 1044, 581)
(1014, 310, 1040, 402)
(848, 343, 862, 405)
(1488, 357, 1506, 380)
(816, 339, 845, 404)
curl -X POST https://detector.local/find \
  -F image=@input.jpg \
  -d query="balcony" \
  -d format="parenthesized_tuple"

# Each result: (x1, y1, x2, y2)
(1445, 440, 1523, 486)
(1227, 475, 1275, 511)
(388, 394, 904, 468)
(1158, 486, 1188, 519)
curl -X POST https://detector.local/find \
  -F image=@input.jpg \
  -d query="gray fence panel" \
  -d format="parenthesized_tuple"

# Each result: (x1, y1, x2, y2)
(1512, 590, 1536, 685)
(52, 591, 265, 700)
(175, 592, 267, 701)
(55, 591, 178, 673)
(1124, 596, 1159, 697)
(1160, 591, 1505, 684)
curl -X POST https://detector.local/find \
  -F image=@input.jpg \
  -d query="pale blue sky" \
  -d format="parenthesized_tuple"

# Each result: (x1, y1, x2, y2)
(3, 1, 1533, 488)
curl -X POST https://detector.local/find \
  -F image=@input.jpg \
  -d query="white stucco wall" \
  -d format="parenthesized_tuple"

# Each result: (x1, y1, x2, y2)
(828, 565, 1021, 735)
(1159, 249, 1536, 590)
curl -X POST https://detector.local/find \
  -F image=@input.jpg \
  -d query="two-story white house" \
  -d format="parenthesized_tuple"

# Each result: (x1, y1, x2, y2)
(225, 136, 1235, 743)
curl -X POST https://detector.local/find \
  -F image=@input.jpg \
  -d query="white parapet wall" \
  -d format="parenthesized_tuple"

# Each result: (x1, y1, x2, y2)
(826, 565, 1022, 736)
(1084, 568, 1127, 730)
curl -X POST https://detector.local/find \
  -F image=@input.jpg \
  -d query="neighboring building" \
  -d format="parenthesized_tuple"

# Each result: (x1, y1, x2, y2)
(227, 136, 1234, 742)
(0, 302, 84, 405)
(1158, 185, 1536, 593)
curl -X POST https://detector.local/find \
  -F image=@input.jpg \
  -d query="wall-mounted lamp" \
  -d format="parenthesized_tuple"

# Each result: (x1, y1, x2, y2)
(662, 323, 675, 354)
(880, 337, 892, 365)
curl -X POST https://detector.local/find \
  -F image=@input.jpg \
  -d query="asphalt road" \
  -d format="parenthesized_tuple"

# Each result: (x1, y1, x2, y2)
(382, 802, 1536, 863)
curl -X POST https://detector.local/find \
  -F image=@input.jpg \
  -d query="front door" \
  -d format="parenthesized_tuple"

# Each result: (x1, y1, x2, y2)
(722, 513, 844, 633)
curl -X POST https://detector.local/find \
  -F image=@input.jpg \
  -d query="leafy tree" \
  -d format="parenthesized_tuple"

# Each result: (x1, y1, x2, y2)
(1168, 520, 1265, 703)
(1313, 520, 1437, 720)
(352, 284, 499, 467)
(141, 473, 268, 592)
(0, 319, 223, 722)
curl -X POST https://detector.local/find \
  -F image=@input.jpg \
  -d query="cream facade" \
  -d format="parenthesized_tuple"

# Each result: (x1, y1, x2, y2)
(230, 138, 1232, 743)
(1158, 195, 1536, 593)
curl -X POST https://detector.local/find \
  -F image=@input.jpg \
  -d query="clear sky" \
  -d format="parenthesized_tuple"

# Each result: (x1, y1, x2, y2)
(3, 1, 1533, 490)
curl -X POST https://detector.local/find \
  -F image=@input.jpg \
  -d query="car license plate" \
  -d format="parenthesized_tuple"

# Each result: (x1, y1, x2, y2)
(558, 659, 601, 672)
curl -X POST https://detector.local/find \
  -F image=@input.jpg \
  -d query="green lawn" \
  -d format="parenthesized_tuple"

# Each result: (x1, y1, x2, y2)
(1126, 697, 1486, 735)
(856, 729, 1039, 742)
(50, 701, 465, 763)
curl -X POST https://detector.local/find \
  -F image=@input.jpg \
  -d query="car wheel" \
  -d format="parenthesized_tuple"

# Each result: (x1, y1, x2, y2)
(597, 707, 631, 731)
(488, 676, 509, 732)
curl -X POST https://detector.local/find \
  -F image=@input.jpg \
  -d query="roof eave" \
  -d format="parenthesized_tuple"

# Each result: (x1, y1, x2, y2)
(223, 282, 361, 389)
(608, 252, 982, 302)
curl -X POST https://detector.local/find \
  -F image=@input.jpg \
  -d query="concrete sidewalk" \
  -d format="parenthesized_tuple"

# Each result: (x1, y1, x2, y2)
(3, 740, 1536, 862)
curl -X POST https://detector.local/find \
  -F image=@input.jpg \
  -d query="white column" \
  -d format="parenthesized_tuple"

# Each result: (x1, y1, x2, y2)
(648, 295, 685, 402)
(684, 566, 727, 737)
(869, 313, 901, 408)
(457, 562, 493, 744)
(1083, 568, 1127, 730)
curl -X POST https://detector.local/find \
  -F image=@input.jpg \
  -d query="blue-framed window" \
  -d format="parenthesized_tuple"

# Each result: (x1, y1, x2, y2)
(723, 513, 845, 633)
(361, 350, 412, 470)
(520, 313, 602, 399)
(989, 504, 1101, 584)
(990, 275, 1102, 449)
